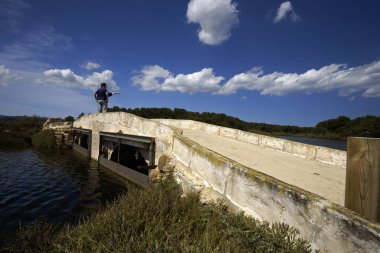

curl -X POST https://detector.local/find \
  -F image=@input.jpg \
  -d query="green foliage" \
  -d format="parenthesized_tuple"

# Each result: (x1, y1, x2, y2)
(64, 116, 74, 122)
(108, 106, 380, 139)
(32, 129, 56, 149)
(315, 115, 380, 139)
(107, 106, 313, 136)
(0, 116, 46, 149)
(4, 180, 314, 253)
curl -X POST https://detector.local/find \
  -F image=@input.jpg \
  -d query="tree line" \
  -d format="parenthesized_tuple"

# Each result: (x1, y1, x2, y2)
(106, 107, 380, 140)
(0, 115, 47, 149)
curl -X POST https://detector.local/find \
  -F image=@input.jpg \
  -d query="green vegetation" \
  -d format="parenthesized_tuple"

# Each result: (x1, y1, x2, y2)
(64, 116, 74, 122)
(31, 129, 57, 149)
(0, 116, 46, 149)
(0, 115, 76, 150)
(108, 107, 380, 140)
(3, 180, 313, 253)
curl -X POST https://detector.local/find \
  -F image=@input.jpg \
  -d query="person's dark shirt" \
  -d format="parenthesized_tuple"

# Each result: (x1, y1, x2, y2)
(95, 88, 109, 101)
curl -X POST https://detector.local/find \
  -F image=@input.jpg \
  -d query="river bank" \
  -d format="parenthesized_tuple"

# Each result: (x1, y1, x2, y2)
(0, 148, 314, 252)
(2, 180, 313, 253)
(0, 149, 127, 246)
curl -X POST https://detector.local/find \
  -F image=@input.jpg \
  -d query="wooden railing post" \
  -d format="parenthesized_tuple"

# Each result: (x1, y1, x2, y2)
(345, 137, 380, 222)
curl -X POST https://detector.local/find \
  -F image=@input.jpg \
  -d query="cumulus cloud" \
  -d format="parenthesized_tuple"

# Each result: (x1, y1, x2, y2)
(273, 1, 300, 23)
(131, 65, 171, 91)
(38, 69, 118, 90)
(82, 61, 101, 70)
(132, 65, 223, 94)
(132, 61, 380, 98)
(218, 61, 380, 97)
(187, 0, 239, 45)
(0, 65, 19, 86)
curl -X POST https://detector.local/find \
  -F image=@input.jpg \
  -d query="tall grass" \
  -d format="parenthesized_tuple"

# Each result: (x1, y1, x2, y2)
(3, 180, 314, 253)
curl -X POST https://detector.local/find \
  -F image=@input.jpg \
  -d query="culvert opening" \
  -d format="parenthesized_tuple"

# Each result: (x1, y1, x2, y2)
(73, 128, 92, 159)
(98, 132, 156, 186)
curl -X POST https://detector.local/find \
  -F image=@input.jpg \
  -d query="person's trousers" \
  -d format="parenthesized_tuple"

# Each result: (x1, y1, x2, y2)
(97, 100, 107, 113)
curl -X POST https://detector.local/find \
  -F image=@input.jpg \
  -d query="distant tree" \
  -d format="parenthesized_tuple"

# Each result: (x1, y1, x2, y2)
(314, 116, 351, 138)
(101, 107, 380, 139)
(77, 113, 85, 119)
(64, 116, 74, 121)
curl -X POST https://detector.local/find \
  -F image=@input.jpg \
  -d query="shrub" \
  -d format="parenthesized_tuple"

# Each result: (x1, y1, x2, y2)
(32, 130, 56, 149)
(4, 180, 314, 253)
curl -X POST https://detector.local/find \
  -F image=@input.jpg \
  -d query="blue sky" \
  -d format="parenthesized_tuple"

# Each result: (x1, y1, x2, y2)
(0, 0, 379, 126)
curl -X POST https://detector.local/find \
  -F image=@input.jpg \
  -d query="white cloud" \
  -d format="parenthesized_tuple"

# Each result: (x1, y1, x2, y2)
(0, 65, 19, 86)
(273, 1, 300, 23)
(82, 61, 101, 70)
(187, 0, 239, 45)
(132, 61, 380, 98)
(131, 65, 172, 91)
(38, 69, 118, 90)
(162, 68, 224, 94)
(132, 65, 223, 94)
(218, 61, 380, 97)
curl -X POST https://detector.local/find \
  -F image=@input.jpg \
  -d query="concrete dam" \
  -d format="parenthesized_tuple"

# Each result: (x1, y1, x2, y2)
(64, 112, 380, 252)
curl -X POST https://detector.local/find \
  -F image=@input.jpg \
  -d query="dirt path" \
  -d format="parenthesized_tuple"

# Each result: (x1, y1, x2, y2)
(182, 129, 346, 206)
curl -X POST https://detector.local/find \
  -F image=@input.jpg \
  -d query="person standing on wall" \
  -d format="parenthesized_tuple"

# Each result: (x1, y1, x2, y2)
(94, 82, 120, 113)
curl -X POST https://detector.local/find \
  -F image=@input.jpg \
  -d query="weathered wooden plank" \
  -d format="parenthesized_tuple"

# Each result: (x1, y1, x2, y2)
(345, 137, 380, 222)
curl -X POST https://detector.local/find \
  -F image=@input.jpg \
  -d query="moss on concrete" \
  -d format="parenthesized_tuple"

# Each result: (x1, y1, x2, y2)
(174, 133, 380, 239)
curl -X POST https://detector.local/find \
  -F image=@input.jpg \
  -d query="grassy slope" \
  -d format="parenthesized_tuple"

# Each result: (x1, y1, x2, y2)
(4, 180, 313, 253)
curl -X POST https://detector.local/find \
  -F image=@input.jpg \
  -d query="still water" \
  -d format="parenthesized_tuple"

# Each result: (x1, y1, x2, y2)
(279, 136, 346, 151)
(0, 149, 127, 236)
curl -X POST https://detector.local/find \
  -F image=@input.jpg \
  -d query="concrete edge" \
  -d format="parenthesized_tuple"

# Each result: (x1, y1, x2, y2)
(154, 119, 347, 168)
(173, 131, 380, 235)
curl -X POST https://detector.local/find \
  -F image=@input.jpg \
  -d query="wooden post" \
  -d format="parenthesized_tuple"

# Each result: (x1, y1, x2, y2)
(345, 137, 380, 222)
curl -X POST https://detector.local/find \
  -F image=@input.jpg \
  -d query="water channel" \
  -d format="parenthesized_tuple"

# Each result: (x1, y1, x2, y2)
(0, 148, 128, 239)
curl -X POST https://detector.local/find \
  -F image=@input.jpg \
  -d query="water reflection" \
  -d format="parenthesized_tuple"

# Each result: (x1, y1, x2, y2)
(0, 149, 128, 236)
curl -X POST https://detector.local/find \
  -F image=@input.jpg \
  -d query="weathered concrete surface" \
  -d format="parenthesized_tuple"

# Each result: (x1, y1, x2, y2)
(74, 113, 176, 162)
(154, 119, 347, 168)
(43, 119, 73, 147)
(73, 115, 380, 252)
(183, 128, 345, 206)
(170, 132, 380, 253)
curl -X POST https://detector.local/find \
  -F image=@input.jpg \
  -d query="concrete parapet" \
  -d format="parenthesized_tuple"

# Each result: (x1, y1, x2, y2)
(316, 146, 347, 167)
(74, 112, 175, 161)
(154, 119, 347, 168)
(236, 130, 260, 145)
(259, 135, 285, 151)
(43, 121, 73, 130)
(170, 133, 380, 252)
(283, 140, 316, 159)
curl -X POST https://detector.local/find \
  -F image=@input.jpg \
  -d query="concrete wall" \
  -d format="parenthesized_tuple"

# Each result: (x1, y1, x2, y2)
(73, 114, 380, 251)
(74, 112, 176, 161)
(154, 119, 346, 168)
(170, 133, 380, 252)
(43, 121, 73, 130)
(43, 120, 73, 147)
